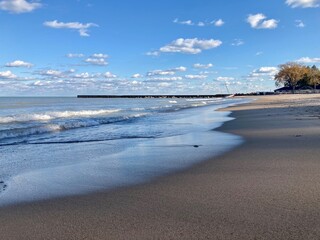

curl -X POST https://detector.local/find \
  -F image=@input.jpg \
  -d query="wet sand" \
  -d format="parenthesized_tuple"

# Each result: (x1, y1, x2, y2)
(1, 94, 320, 239)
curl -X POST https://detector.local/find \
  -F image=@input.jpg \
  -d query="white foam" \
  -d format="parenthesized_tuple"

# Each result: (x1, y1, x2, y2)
(0, 113, 148, 141)
(0, 109, 120, 124)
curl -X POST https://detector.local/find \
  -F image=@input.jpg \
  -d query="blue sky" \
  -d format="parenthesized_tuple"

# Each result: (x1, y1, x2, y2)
(0, 0, 319, 96)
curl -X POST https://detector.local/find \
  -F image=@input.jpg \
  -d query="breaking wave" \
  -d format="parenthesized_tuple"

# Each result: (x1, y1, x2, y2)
(0, 109, 120, 124)
(0, 114, 147, 141)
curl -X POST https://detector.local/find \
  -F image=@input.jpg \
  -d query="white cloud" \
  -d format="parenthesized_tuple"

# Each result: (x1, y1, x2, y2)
(104, 72, 117, 78)
(216, 77, 235, 81)
(74, 72, 92, 79)
(5, 60, 33, 68)
(36, 69, 76, 80)
(92, 53, 108, 58)
(231, 39, 244, 46)
(85, 58, 108, 66)
(66, 53, 84, 58)
(286, 0, 319, 8)
(247, 14, 265, 28)
(247, 13, 278, 29)
(132, 73, 143, 78)
(185, 74, 207, 79)
(295, 20, 305, 28)
(159, 38, 222, 54)
(248, 67, 278, 79)
(39, 69, 63, 77)
(256, 51, 263, 56)
(255, 67, 278, 74)
(213, 19, 224, 27)
(174, 18, 225, 27)
(147, 77, 183, 81)
(147, 66, 186, 76)
(0, 70, 17, 79)
(296, 57, 320, 63)
(43, 20, 98, 37)
(0, 0, 41, 13)
(172, 66, 187, 72)
(193, 63, 213, 69)
(173, 18, 194, 26)
(147, 70, 175, 76)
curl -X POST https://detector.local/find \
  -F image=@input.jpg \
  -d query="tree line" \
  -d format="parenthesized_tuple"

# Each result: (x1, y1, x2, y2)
(274, 62, 320, 93)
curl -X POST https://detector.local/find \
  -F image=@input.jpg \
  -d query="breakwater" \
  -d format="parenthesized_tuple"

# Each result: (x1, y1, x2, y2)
(77, 94, 230, 98)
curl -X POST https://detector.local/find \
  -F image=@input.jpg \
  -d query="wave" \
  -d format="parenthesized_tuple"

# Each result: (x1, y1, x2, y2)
(0, 135, 157, 146)
(0, 109, 120, 124)
(0, 114, 147, 141)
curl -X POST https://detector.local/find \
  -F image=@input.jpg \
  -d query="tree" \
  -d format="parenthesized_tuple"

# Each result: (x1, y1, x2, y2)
(274, 62, 308, 94)
(306, 65, 320, 92)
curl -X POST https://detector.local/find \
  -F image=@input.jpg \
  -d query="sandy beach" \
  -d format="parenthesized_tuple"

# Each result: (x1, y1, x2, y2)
(1, 94, 320, 240)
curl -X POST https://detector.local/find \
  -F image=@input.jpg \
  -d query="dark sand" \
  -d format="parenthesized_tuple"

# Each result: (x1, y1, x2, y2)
(1, 94, 320, 239)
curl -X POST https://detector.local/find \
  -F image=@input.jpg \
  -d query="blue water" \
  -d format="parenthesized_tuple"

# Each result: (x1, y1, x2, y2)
(0, 97, 249, 206)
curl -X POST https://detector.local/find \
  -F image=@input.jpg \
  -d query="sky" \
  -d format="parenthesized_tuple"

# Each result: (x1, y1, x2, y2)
(0, 0, 320, 96)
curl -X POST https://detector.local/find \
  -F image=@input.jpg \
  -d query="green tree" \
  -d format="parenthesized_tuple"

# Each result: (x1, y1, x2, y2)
(274, 62, 308, 94)
(306, 65, 320, 93)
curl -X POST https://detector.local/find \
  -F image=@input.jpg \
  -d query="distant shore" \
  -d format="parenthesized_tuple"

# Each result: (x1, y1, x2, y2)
(1, 94, 320, 239)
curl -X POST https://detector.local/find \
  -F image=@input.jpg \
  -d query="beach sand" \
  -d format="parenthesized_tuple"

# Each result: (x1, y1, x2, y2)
(1, 94, 320, 239)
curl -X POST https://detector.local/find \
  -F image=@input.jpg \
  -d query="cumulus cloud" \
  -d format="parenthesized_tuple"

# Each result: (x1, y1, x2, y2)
(247, 13, 278, 29)
(286, 0, 319, 8)
(255, 67, 278, 74)
(216, 77, 235, 81)
(213, 19, 225, 27)
(132, 73, 143, 78)
(74, 72, 92, 79)
(0, 70, 17, 79)
(247, 67, 278, 80)
(296, 57, 320, 63)
(159, 38, 222, 54)
(193, 63, 213, 69)
(85, 58, 108, 66)
(295, 20, 305, 28)
(185, 74, 208, 79)
(35, 69, 75, 80)
(38, 69, 63, 77)
(5, 60, 33, 68)
(66, 53, 84, 58)
(104, 72, 117, 78)
(0, 0, 41, 13)
(43, 20, 98, 37)
(72, 71, 116, 79)
(147, 66, 186, 76)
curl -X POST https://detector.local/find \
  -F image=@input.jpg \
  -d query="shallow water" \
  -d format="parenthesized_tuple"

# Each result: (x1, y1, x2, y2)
(0, 97, 249, 206)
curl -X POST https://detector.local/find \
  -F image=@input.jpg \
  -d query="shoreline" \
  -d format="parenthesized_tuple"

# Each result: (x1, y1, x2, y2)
(1, 94, 320, 239)
(0, 98, 246, 206)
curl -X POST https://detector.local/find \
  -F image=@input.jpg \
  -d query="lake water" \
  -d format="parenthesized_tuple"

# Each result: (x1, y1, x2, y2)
(0, 97, 249, 206)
